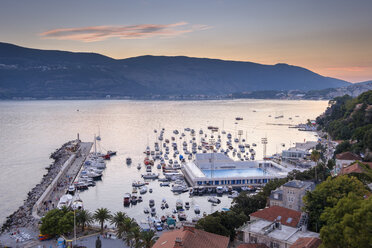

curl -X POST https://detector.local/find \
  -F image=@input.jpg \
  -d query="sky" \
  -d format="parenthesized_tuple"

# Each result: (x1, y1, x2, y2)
(1, 0, 371, 83)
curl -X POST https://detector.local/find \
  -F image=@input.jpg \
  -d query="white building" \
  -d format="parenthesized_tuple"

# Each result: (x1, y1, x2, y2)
(182, 153, 288, 187)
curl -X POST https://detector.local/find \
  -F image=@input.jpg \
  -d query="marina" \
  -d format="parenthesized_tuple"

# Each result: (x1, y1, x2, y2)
(0, 99, 327, 230)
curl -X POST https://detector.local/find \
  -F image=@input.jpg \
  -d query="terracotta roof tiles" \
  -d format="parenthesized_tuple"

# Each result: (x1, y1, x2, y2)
(250, 206, 302, 228)
(290, 237, 321, 248)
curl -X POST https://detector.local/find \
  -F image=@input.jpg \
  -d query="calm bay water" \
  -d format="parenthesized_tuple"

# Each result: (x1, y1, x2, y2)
(0, 99, 328, 224)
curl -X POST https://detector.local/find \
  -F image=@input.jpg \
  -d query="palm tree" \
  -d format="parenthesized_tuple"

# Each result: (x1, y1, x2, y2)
(76, 209, 93, 232)
(311, 150, 321, 182)
(140, 230, 156, 248)
(118, 218, 138, 244)
(126, 226, 141, 248)
(110, 211, 127, 229)
(93, 208, 111, 234)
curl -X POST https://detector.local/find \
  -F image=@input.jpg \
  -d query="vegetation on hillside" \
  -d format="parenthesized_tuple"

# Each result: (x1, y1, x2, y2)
(316, 90, 372, 157)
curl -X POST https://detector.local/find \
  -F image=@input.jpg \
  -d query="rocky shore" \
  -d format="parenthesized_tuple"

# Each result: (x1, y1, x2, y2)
(1, 140, 80, 233)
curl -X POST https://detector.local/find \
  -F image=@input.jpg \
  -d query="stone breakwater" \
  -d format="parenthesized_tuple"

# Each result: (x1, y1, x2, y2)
(1, 140, 80, 232)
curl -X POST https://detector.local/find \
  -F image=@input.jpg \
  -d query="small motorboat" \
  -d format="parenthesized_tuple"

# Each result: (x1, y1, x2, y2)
(142, 173, 159, 179)
(132, 181, 146, 187)
(151, 207, 156, 216)
(137, 164, 141, 170)
(149, 188, 153, 193)
(228, 190, 239, 198)
(140, 186, 148, 194)
(126, 157, 132, 165)
(185, 202, 190, 210)
(176, 199, 183, 210)
(143, 207, 149, 213)
(208, 196, 221, 204)
(131, 194, 138, 204)
(160, 182, 170, 187)
(178, 209, 187, 221)
(123, 193, 131, 205)
(107, 150, 117, 156)
(149, 199, 155, 207)
(67, 185, 75, 195)
(194, 205, 200, 214)
(138, 196, 143, 202)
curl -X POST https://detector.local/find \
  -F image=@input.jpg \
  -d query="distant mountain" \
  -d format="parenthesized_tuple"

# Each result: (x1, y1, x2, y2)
(0, 42, 351, 99)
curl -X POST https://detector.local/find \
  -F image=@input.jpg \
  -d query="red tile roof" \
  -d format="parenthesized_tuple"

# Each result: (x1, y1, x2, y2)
(237, 244, 269, 248)
(335, 152, 361, 161)
(153, 226, 229, 248)
(341, 162, 372, 175)
(250, 206, 302, 228)
(290, 237, 321, 248)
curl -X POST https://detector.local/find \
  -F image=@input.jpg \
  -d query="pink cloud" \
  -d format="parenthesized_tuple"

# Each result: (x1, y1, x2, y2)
(40, 22, 209, 42)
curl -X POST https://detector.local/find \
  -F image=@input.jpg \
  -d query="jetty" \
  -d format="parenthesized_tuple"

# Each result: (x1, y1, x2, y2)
(1, 139, 92, 232)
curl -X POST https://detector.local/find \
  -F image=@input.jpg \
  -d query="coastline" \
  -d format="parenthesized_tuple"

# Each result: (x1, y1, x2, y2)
(1, 140, 91, 233)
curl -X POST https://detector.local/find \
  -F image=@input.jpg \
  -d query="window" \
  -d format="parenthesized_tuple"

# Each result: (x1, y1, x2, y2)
(250, 236, 257, 243)
(270, 242, 280, 248)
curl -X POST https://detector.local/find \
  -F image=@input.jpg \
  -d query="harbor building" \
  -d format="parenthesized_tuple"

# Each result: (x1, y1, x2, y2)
(182, 153, 288, 187)
(269, 180, 315, 211)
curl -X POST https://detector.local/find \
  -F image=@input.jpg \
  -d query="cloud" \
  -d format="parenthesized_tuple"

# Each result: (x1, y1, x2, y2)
(40, 22, 209, 42)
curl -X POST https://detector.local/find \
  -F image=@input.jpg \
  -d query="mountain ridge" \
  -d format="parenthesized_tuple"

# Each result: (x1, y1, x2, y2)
(0, 42, 351, 99)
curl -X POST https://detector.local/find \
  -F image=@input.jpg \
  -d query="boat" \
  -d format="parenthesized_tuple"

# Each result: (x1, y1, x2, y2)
(157, 164, 161, 169)
(158, 177, 169, 182)
(149, 199, 155, 207)
(149, 188, 153, 193)
(160, 182, 170, 187)
(142, 173, 159, 179)
(107, 150, 117, 156)
(228, 190, 239, 198)
(132, 187, 138, 194)
(126, 157, 132, 165)
(235, 117, 243, 120)
(57, 194, 73, 209)
(67, 185, 75, 195)
(140, 186, 148, 194)
(132, 181, 146, 187)
(208, 196, 221, 204)
(131, 194, 138, 204)
(171, 184, 188, 193)
(176, 199, 183, 210)
(71, 195, 83, 210)
(138, 196, 143, 202)
(194, 205, 200, 214)
(151, 207, 156, 216)
(185, 202, 190, 210)
(178, 209, 187, 221)
(137, 164, 141, 170)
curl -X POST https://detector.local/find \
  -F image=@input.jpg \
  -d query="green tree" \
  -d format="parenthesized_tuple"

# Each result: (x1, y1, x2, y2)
(40, 208, 74, 237)
(118, 217, 138, 241)
(93, 208, 111, 234)
(76, 209, 93, 232)
(126, 226, 141, 248)
(139, 230, 157, 248)
(303, 175, 368, 232)
(196, 214, 230, 237)
(110, 211, 127, 229)
(311, 150, 321, 182)
(320, 193, 372, 248)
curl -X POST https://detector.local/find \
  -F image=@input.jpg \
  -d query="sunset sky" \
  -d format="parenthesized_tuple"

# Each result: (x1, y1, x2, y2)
(1, 0, 371, 82)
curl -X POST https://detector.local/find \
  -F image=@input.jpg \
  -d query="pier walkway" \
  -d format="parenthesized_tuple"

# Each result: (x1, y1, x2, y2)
(32, 142, 92, 219)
